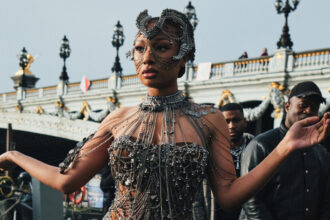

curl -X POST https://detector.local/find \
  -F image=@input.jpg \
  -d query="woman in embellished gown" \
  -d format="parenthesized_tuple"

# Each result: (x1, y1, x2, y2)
(0, 9, 329, 220)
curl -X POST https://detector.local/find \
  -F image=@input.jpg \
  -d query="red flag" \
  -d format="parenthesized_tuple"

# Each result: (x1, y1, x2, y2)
(80, 75, 90, 93)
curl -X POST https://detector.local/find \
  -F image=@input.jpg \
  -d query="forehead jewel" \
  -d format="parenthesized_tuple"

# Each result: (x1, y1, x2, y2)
(136, 10, 159, 40)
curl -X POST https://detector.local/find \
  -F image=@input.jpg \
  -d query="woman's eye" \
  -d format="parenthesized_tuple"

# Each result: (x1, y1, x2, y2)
(156, 45, 169, 52)
(134, 46, 144, 52)
(299, 103, 308, 109)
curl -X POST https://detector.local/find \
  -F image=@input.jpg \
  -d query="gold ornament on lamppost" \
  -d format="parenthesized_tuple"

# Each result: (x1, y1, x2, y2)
(15, 53, 35, 76)
(11, 47, 39, 90)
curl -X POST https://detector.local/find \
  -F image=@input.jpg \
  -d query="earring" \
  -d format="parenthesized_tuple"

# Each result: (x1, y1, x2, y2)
(178, 66, 185, 78)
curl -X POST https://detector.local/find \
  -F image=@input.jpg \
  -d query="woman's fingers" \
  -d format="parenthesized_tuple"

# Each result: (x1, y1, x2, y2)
(313, 113, 330, 142)
(321, 113, 330, 139)
(296, 116, 320, 128)
(324, 112, 330, 119)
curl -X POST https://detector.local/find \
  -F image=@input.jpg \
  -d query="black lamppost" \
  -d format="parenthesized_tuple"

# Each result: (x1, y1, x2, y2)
(18, 47, 29, 87)
(111, 21, 125, 74)
(12, 47, 39, 90)
(183, 2, 198, 81)
(19, 47, 29, 74)
(275, 0, 300, 49)
(59, 35, 71, 82)
(184, 1, 199, 31)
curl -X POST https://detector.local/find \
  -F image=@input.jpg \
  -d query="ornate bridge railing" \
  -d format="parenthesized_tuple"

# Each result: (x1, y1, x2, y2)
(210, 62, 225, 78)
(233, 56, 270, 75)
(121, 75, 142, 88)
(25, 88, 40, 99)
(42, 86, 57, 96)
(2, 92, 17, 103)
(0, 48, 329, 104)
(294, 48, 330, 69)
(90, 78, 108, 89)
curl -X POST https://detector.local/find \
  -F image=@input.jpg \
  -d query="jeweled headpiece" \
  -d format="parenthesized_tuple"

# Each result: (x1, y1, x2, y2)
(135, 9, 195, 62)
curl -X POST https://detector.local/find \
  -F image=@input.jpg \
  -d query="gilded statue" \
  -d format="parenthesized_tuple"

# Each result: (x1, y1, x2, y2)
(15, 54, 35, 76)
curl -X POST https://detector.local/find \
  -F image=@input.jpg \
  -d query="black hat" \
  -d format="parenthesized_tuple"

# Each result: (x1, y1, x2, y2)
(289, 81, 326, 103)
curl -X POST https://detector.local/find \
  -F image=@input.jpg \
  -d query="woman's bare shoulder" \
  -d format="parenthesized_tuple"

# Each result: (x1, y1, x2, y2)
(202, 105, 229, 135)
(104, 106, 138, 121)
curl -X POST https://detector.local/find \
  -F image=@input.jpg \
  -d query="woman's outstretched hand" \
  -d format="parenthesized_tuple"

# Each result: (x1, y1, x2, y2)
(0, 151, 16, 171)
(284, 112, 330, 152)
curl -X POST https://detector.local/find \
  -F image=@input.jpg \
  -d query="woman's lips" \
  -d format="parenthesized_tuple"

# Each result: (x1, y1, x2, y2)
(142, 69, 158, 79)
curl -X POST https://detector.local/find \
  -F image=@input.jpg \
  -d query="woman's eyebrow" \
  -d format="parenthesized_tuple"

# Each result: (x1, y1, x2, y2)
(134, 39, 145, 44)
(152, 36, 170, 41)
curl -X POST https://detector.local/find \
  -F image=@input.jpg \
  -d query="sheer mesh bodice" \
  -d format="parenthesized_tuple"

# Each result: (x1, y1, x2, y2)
(60, 91, 235, 220)
(107, 136, 208, 219)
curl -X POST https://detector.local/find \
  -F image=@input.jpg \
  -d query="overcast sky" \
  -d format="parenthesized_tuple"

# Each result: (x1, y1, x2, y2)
(0, 0, 329, 93)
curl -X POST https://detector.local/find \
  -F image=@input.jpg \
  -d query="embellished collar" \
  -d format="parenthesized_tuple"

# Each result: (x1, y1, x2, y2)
(139, 90, 188, 112)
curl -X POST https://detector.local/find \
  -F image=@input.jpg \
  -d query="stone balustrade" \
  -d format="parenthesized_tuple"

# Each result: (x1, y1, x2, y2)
(294, 48, 330, 69)
(25, 88, 40, 99)
(42, 86, 57, 96)
(1, 48, 329, 104)
(121, 75, 142, 88)
(90, 78, 108, 89)
(233, 56, 270, 75)
(210, 62, 225, 78)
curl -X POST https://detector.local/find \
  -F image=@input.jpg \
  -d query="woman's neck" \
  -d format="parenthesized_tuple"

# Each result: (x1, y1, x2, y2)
(147, 86, 178, 97)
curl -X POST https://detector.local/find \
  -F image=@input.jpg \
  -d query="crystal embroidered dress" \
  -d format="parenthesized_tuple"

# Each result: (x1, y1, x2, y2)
(106, 91, 213, 219)
(59, 9, 236, 220)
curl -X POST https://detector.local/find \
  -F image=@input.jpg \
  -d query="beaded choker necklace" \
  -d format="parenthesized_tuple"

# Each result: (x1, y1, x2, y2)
(139, 90, 188, 112)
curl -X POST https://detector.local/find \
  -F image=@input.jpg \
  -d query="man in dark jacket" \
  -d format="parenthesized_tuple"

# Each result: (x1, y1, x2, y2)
(240, 81, 330, 220)
(193, 103, 254, 220)
(214, 103, 254, 220)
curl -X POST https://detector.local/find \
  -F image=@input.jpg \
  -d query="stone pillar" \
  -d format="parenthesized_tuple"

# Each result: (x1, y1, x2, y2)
(268, 48, 288, 72)
(117, 74, 122, 89)
(268, 48, 294, 74)
(57, 80, 68, 96)
(182, 64, 189, 82)
(11, 73, 39, 100)
(268, 48, 294, 89)
(39, 88, 44, 98)
(223, 62, 234, 77)
(186, 62, 194, 81)
(16, 87, 25, 100)
(108, 72, 121, 89)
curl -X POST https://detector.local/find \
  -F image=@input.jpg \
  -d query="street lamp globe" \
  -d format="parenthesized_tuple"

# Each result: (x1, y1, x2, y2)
(184, 1, 195, 19)
(112, 21, 125, 48)
(19, 47, 29, 72)
(59, 35, 71, 61)
(184, 1, 198, 30)
(274, 0, 283, 12)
